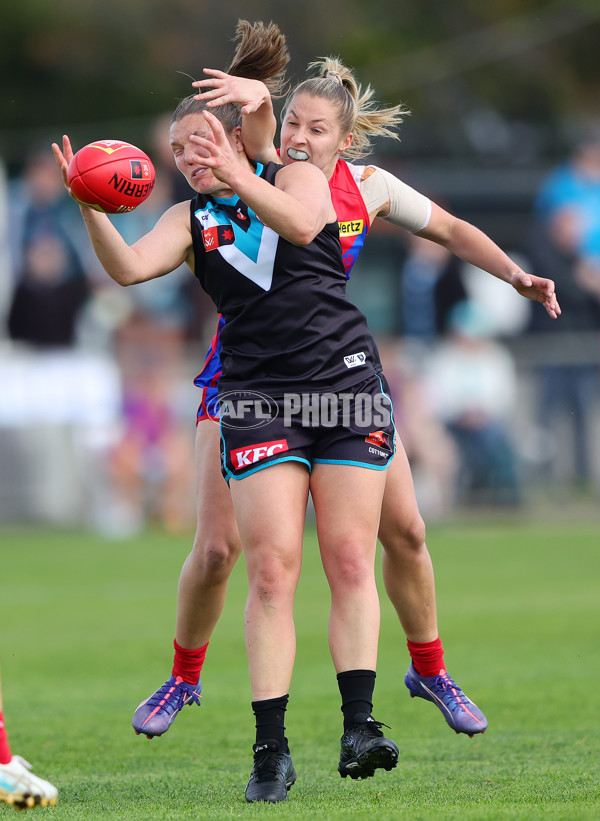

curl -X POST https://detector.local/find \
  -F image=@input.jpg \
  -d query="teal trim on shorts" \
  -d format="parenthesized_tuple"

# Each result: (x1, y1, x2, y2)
(224, 455, 311, 484)
(312, 454, 394, 470)
(376, 372, 397, 429)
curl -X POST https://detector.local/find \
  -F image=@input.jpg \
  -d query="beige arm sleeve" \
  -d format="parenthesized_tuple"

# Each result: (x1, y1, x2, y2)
(353, 164, 432, 233)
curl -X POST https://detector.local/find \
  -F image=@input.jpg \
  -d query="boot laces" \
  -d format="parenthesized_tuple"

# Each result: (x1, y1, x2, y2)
(436, 672, 469, 710)
(252, 742, 282, 782)
(145, 677, 200, 713)
(355, 716, 391, 738)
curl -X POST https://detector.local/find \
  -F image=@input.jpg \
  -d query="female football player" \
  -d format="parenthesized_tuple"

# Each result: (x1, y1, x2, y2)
(52, 32, 403, 799)
(130, 19, 559, 755)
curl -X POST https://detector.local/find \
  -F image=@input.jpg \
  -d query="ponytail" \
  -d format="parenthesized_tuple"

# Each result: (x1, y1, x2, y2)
(173, 19, 289, 132)
(284, 56, 409, 160)
(227, 20, 289, 98)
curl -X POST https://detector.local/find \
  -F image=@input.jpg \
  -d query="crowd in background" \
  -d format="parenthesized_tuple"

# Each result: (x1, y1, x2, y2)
(1, 119, 600, 535)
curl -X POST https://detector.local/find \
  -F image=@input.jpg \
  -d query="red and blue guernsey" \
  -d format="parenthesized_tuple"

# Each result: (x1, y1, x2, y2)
(194, 158, 371, 421)
(329, 158, 370, 276)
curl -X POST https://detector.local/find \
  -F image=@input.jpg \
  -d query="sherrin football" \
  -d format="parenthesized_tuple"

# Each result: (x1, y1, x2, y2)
(67, 140, 155, 214)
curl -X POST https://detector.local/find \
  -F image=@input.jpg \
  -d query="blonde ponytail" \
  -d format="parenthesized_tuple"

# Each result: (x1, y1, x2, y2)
(285, 56, 409, 160)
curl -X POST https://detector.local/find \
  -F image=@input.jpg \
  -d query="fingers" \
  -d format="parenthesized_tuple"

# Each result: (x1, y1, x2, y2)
(51, 142, 64, 167)
(544, 293, 561, 319)
(240, 101, 262, 115)
(192, 69, 228, 93)
(188, 112, 226, 160)
(62, 134, 74, 164)
(51, 135, 73, 183)
(202, 109, 225, 136)
(193, 81, 223, 94)
(549, 295, 561, 318)
(193, 87, 228, 103)
(202, 68, 227, 79)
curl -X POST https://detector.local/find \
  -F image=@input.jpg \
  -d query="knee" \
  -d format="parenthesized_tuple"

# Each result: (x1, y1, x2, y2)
(379, 510, 426, 557)
(248, 555, 298, 604)
(326, 548, 374, 594)
(191, 531, 242, 583)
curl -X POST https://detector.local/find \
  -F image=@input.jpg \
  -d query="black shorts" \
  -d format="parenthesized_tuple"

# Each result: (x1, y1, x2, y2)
(219, 372, 396, 482)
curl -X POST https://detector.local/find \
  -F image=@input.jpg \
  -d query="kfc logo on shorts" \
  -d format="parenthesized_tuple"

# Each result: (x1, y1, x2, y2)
(365, 430, 392, 450)
(231, 438, 289, 468)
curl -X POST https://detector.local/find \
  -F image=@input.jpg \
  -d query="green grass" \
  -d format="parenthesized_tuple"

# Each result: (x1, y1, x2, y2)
(1, 520, 599, 819)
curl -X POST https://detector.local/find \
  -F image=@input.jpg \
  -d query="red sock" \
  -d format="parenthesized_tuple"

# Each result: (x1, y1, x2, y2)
(407, 637, 445, 678)
(0, 712, 12, 764)
(172, 639, 208, 685)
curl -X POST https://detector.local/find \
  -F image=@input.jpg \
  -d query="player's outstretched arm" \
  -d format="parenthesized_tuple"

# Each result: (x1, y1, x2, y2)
(51, 136, 192, 286)
(417, 202, 561, 319)
(192, 70, 279, 165)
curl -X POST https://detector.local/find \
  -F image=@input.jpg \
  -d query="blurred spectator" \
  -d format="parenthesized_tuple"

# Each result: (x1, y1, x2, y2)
(400, 226, 467, 341)
(7, 229, 89, 347)
(528, 201, 600, 487)
(530, 136, 600, 487)
(423, 301, 523, 507)
(378, 339, 458, 520)
(5, 144, 96, 349)
(535, 136, 600, 262)
(104, 315, 195, 536)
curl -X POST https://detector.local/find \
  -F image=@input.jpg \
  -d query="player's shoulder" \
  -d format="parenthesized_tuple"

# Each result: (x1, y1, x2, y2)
(156, 199, 194, 230)
(343, 159, 386, 185)
(275, 160, 328, 188)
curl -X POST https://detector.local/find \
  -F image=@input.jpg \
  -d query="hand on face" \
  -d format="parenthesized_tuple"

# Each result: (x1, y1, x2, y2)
(189, 110, 241, 187)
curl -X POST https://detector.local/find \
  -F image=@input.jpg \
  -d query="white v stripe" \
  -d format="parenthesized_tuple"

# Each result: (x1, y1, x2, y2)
(195, 205, 279, 291)
(218, 226, 279, 291)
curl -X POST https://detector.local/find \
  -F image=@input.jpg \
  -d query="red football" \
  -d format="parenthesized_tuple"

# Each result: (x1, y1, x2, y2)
(67, 140, 155, 214)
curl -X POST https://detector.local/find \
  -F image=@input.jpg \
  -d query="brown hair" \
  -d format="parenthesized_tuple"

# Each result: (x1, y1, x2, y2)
(227, 19, 289, 98)
(172, 20, 289, 132)
(283, 56, 409, 160)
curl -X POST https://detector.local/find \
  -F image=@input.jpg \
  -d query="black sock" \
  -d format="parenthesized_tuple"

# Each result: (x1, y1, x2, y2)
(252, 694, 289, 750)
(337, 669, 376, 731)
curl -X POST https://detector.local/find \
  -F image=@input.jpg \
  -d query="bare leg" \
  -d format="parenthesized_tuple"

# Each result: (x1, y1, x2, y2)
(132, 421, 243, 737)
(229, 462, 309, 700)
(311, 463, 399, 780)
(175, 421, 242, 648)
(378, 443, 438, 643)
(311, 464, 387, 673)
(379, 445, 488, 735)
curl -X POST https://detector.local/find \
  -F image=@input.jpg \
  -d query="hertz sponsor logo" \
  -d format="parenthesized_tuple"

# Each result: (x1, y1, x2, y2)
(339, 220, 364, 237)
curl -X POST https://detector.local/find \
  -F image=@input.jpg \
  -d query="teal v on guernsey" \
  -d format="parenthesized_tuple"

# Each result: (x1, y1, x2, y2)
(194, 163, 279, 291)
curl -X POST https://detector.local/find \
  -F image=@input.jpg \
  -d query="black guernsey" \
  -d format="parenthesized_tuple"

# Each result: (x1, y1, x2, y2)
(190, 161, 381, 394)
